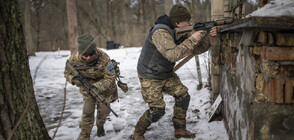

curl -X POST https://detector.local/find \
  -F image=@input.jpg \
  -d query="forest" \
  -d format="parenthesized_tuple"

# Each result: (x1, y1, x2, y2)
(19, 0, 211, 55)
(1, 0, 213, 139)
(3, 0, 294, 139)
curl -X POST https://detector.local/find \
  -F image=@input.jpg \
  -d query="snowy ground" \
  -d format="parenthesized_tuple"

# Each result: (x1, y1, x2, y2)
(29, 47, 228, 140)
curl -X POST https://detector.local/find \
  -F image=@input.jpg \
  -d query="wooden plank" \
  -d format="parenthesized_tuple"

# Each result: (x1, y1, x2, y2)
(211, 0, 224, 17)
(263, 78, 284, 103)
(285, 80, 294, 103)
(273, 79, 284, 103)
(276, 33, 294, 46)
(207, 94, 223, 122)
(261, 47, 294, 61)
(257, 31, 267, 44)
(279, 65, 294, 77)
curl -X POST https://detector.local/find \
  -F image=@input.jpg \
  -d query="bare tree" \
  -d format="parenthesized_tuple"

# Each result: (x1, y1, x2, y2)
(184, 1, 204, 89)
(150, 0, 157, 21)
(140, 0, 146, 34)
(122, 0, 131, 46)
(164, 0, 173, 15)
(31, 0, 42, 52)
(66, 0, 79, 54)
(0, 0, 51, 139)
(24, 0, 35, 56)
(19, 0, 168, 50)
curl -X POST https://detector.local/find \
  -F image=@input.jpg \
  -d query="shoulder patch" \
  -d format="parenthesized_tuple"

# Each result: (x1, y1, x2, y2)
(108, 63, 115, 75)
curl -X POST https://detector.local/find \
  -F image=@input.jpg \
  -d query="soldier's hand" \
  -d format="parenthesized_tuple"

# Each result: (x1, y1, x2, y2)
(72, 77, 83, 87)
(210, 27, 217, 37)
(192, 30, 206, 42)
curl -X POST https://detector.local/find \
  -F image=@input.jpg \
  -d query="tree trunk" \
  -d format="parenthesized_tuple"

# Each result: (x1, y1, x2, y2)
(32, 0, 41, 52)
(140, 0, 146, 34)
(0, 0, 51, 139)
(66, 0, 79, 54)
(186, 0, 203, 89)
(195, 55, 203, 90)
(110, 1, 116, 41)
(24, 0, 35, 56)
(164, 0, 173, 15)
(106, 0, 112, 40)
(122, 0, 130, 46)
(150, 0, 156, 21)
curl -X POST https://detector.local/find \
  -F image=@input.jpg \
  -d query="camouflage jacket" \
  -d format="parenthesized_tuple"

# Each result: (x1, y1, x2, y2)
(64, 48, 117, 102)
(152, 29, 211, 63)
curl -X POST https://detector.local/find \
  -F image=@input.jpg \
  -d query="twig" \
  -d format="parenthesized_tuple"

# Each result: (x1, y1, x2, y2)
(33, 55, 48, 84)
(52, 81, 67, 139)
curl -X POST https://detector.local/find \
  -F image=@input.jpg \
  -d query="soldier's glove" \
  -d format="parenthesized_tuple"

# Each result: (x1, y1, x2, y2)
(117, 81, 128, 93)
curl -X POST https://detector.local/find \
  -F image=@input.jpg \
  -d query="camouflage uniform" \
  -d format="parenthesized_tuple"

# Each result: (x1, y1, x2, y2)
(64, 48, 117, 140)
(135, 12, 211, 139)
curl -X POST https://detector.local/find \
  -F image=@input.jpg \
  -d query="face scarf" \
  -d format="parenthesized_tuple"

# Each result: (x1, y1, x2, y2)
(79, 51, 99, 66)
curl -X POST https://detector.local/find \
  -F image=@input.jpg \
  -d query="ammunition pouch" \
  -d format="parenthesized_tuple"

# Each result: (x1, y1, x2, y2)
(111, 59, 128, 93)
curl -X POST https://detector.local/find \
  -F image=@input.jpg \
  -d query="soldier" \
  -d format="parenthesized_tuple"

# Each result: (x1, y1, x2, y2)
(134, 4, 217, 139)
(64, 34, 118, 139)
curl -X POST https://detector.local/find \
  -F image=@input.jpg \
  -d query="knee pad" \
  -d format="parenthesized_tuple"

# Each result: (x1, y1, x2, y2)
(176, 93, 191, 110)
(149, 107, 165, 122)
(181, 94, 190, 110)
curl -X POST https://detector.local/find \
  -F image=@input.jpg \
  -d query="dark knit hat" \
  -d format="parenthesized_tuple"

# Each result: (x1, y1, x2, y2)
(169, 4, 191, 24)
(78, 34, 96, 55)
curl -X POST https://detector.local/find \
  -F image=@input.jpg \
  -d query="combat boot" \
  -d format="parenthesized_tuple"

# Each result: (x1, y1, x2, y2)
(79, 132, 90, 140)
(174, 129, 195, 139)
(133, 130, 145, 140)
(97, 126, 105, 137)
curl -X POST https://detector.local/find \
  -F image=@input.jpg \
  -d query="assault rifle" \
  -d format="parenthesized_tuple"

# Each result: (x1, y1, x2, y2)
(174, 18, 234, 72)
(175, 18, 234, 41)
(66, 61, 119, 117)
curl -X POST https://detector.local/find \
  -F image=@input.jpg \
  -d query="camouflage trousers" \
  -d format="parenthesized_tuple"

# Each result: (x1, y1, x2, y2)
(79, 95, 110, 140)
(135, 74, 190, 135)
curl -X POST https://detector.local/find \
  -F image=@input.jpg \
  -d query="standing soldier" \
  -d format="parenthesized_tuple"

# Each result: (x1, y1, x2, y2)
(134, 4, 217, 139)
(64, 34, 118, 139)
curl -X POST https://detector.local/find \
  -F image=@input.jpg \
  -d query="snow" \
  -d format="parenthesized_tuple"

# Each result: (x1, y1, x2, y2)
(29, 47, 228, 140)
(247, 0, 258, 5)
(247, 0, 294, 17)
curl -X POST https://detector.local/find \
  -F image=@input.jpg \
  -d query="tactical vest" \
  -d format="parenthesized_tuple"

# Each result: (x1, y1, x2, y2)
(137, 24, 176, 80)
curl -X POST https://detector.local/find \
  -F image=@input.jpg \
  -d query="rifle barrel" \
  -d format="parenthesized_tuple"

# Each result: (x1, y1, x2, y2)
(215, 18, 234, 26)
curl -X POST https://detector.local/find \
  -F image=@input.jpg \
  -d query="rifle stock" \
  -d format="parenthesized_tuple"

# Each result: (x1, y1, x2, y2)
(174, 52, 196, 72)
(66, 62, 119, 117)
